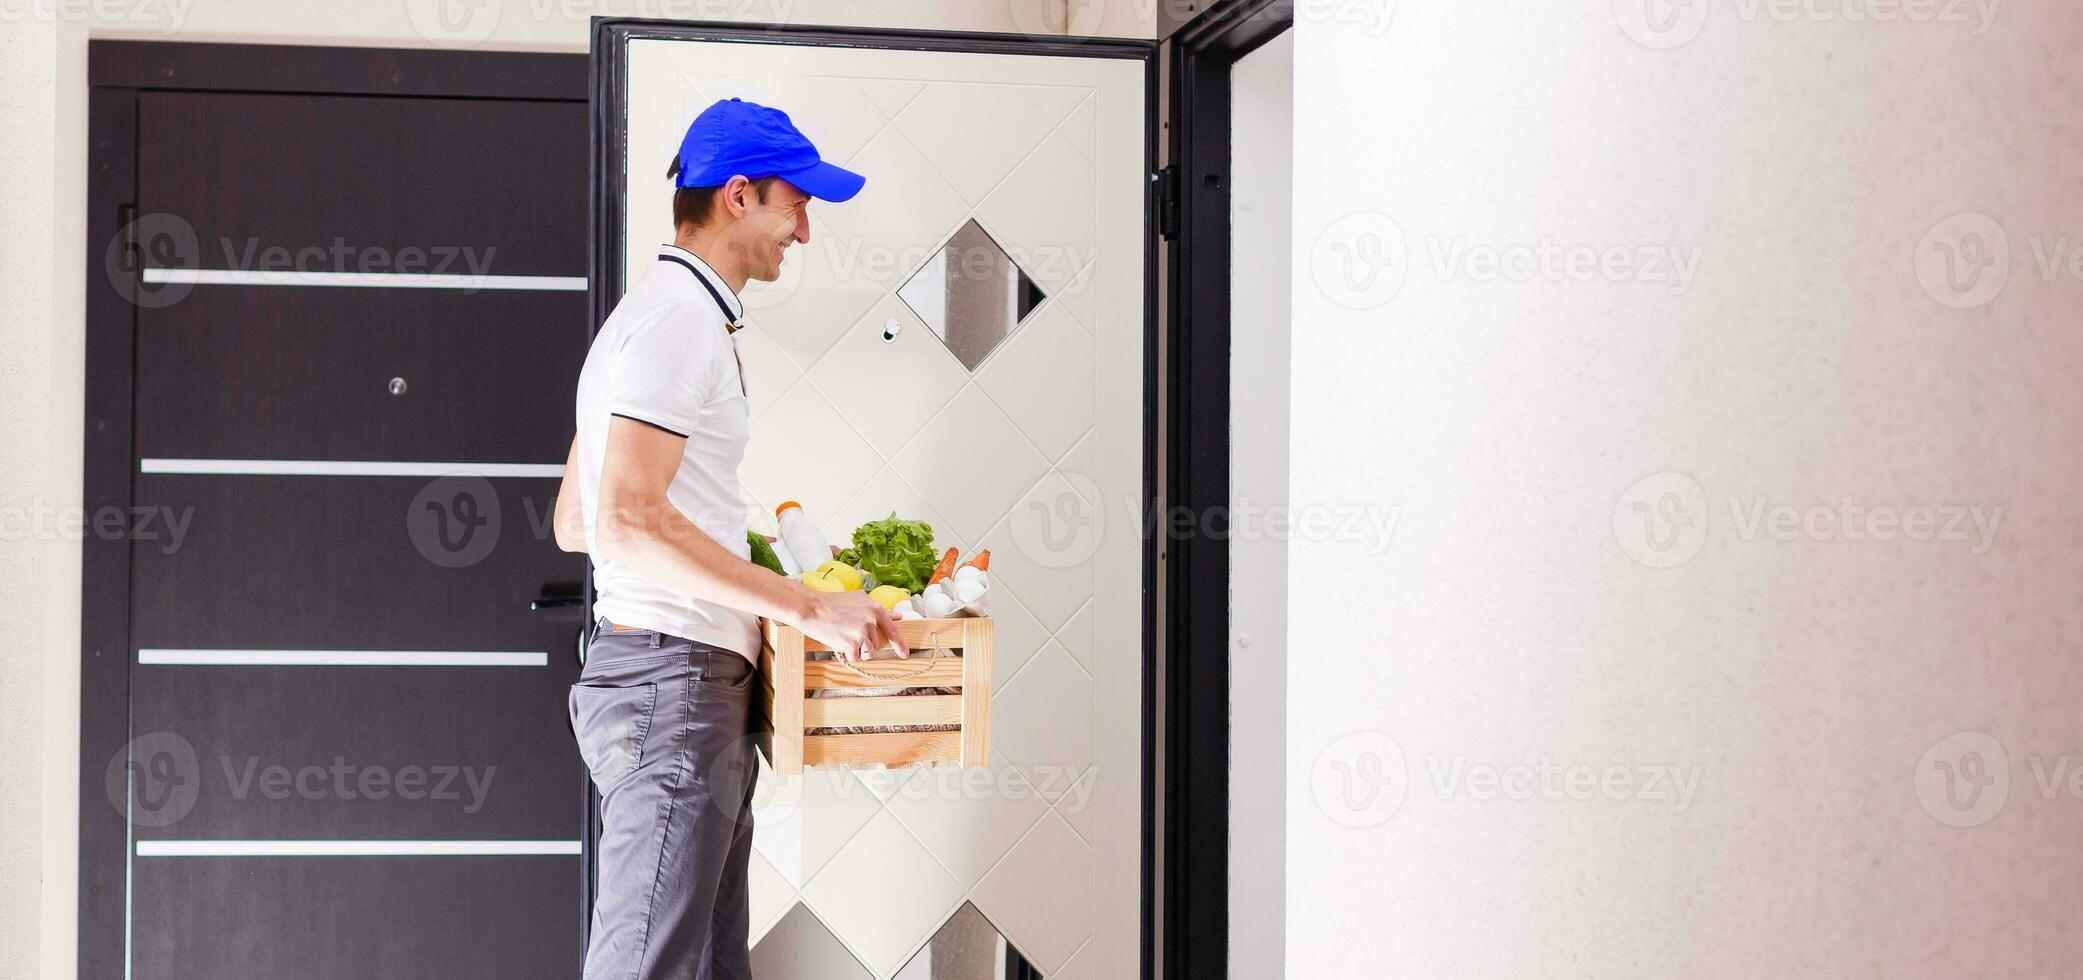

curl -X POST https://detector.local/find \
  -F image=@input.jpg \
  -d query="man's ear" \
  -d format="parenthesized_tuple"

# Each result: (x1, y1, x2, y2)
(721, 174, 754, 217)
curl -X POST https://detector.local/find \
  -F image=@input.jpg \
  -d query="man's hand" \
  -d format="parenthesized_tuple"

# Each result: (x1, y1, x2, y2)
(797, 590, 909, 663)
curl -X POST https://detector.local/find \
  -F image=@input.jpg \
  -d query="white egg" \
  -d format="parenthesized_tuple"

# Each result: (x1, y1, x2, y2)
(893, 599, 918, 620)
(922, 592, 957, 618)
(952, 578, 987, 604)
(953, 565, 984, 586)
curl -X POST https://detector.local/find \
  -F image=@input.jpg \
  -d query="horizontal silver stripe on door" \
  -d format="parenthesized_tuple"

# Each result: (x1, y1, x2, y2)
(141, 268, 587, 291)
(136, 840, 583, 857)
(139, 459, 563, 478)
(138, 650, 548, 667)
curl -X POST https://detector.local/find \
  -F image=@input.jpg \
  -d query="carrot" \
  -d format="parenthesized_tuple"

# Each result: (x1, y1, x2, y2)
(928, 547, 960, 585)
(961, 549, 990, 572)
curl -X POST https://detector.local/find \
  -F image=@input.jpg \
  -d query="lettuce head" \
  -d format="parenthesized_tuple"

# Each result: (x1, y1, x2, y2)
(836, 512, 938, 592)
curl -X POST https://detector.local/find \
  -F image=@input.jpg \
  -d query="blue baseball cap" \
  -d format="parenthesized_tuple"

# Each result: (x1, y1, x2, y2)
(670, 98, 866, 203)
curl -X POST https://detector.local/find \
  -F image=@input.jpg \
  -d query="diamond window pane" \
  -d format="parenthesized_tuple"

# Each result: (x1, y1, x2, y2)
(893, 901, 1045, 979)
(896, 219, 1047, 371)
(751, 903, 874, 979)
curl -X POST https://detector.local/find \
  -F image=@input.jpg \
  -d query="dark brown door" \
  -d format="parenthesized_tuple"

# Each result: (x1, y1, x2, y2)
(85, 44, 591, 980)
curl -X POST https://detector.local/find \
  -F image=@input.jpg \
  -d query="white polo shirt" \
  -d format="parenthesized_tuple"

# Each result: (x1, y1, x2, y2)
(574, 245, 761, 659)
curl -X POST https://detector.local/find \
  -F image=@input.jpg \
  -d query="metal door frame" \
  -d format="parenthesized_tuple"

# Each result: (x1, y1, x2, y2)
(587, 17, 1178, 977)
(1159, 2, 1296, 975)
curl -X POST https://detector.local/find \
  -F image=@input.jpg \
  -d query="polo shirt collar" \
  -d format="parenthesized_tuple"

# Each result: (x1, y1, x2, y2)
(657, 244, 744, 323)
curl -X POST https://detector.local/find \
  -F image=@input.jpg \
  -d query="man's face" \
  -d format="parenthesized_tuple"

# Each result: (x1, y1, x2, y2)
(731, 178, 812, 283)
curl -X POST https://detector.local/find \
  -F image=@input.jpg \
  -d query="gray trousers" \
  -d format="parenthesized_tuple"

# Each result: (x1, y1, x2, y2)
(571, 622, 761, 980)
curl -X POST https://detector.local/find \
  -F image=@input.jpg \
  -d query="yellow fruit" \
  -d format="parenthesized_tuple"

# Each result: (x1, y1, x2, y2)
(800, 568, 850, 592)
(869, 585, 911, 611)
(814, 560, 863, 591)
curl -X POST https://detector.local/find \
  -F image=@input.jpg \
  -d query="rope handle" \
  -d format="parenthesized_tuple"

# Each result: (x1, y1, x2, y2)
(834, 629, 951, 683)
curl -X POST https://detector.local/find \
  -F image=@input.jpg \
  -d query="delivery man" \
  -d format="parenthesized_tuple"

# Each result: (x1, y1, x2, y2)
(552, 98, 906, 980)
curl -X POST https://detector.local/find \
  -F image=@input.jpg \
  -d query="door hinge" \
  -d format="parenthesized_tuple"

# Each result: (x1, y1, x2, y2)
(1154, 165, 1180, 240)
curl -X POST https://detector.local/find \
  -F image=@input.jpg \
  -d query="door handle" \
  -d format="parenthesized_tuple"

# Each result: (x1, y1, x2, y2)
(532, 587, 588, 664)
(530, 586, 587, 626)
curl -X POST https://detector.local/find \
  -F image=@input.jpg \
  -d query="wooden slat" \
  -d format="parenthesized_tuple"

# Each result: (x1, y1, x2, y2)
(763, 629, 805, 776)
(803, 732, 961, 769)
(803, 656, 966, 691)
(803, 695, 964, 728)
(959, 618, 993, 768)
(767, 617, 972, 654)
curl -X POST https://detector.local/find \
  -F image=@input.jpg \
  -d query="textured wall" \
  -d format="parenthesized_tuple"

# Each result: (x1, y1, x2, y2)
(1290, 1, 2083, 976)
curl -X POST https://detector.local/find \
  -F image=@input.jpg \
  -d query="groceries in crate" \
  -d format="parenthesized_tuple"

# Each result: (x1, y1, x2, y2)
(869, 585, 910, 610)
(745, 530, 787, 576)
(799, 560, 862, 593)
(892, 549, 990, 620)
(750, 504, 991, 618)
(745, 503, 990, 745)
(771, 500, 829, 575)
(834, 512, 938, 592)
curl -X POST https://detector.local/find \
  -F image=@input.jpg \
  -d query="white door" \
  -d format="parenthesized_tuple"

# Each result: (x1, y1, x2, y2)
(602, 26, 1149, 979)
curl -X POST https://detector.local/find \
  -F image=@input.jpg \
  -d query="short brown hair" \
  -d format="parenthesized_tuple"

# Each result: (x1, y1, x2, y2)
(668, 157, 778, 230)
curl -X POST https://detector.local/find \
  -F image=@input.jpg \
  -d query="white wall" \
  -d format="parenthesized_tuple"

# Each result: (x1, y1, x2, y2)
(1292, 2, 2083, 977)
(1, 16, 68, 980)
(0, 4, 1149, 977)
(1227, 26, 1291, 980)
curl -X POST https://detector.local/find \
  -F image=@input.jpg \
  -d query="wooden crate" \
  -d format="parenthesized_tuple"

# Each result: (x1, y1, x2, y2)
(758, 617, 992, 775)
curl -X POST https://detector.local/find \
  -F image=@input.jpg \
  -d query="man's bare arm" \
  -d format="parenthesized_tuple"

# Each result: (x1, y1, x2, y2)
(592, 416, 905, 661)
